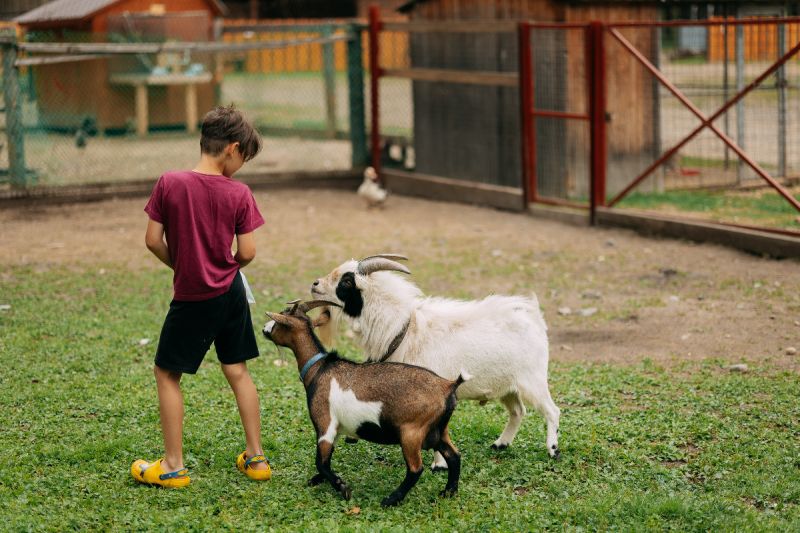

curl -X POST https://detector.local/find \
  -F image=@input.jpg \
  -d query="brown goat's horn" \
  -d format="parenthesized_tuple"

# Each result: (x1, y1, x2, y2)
(358, 253, 408, 263)
(298, 299, 342, 313)
(357, 257, 411, 276)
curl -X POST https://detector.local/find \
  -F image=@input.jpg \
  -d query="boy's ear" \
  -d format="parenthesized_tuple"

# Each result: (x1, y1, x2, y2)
(225, 142, 240, 156)
(312, 309, 331, 329)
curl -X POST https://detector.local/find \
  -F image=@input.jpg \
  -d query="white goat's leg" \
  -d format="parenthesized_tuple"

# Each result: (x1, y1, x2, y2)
(522, 382, 561, 458)
(430, 451, 448, 471)
(541, 392, 561, 458)
(491, 393, 527, 450)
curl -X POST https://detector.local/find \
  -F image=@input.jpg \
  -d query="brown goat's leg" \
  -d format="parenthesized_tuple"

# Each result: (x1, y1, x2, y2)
(436, 428, 461, 497)
(381, 434, 424, 507)
(315, 440, 352, 500)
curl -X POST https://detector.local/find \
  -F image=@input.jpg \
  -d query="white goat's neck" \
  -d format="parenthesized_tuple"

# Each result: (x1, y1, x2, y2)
(355, 272, 421, 361)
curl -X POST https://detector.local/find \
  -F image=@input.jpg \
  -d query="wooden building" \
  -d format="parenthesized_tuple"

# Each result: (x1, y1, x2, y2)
(15, 0, 226, 133)
(396, 0, 661, 201)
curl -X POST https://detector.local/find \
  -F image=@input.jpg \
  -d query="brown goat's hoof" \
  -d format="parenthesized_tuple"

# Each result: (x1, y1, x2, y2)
(381, 495, 402, 507)
(491, 443, 509, 451)
(344, 437, 359, 444)
(439, 488, 457, 498)
(308, 473, 326, 486)
(340, 485, 352, 500)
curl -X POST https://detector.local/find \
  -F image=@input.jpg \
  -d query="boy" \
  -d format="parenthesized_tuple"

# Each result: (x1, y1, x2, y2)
(132, 105, 270, 488)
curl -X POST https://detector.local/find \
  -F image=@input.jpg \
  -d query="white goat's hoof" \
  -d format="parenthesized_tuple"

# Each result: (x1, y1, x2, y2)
(491, 442, 510, 451)
(549, 445, 561, 459)
(431, 464, 449, 472)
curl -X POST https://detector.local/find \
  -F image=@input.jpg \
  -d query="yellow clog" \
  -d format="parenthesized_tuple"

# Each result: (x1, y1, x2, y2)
(236, 452, 272, 481)
(131, 458, 190, 488)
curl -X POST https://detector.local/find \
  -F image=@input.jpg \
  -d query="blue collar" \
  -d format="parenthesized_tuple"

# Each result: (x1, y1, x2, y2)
(299, 352, 327, 382)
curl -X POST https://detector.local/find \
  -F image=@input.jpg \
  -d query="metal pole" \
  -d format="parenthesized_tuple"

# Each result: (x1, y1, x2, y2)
(518, 22, 534, 206)
(347, 24, 368, 167)
(2, 39, 28, 187)
(368, 5, 382, 179)
(589, 21, 607, 221)
(723, 16, 730, 170)
(652, 25, 663, 193)
(735, 14, 745, 184)
(322, 24, 337, 139)
(777, 20, 787, 178)
(212, 18, 223, 106)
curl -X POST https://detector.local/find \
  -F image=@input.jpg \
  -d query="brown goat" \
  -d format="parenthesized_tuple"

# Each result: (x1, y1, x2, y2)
(263, 300, 468, 507)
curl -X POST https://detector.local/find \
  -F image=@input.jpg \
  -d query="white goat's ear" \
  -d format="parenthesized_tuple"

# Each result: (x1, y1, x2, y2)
(312, 308, 332, 328)
(357, 257, 411, 276)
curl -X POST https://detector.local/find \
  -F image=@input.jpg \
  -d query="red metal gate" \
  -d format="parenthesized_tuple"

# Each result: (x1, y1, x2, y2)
(606, 19, 800, 235)
(520, 18, 800, 235)
(519, 21, 605, 218)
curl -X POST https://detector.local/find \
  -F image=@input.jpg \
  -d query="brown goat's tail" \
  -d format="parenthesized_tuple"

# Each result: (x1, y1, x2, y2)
(454, 369, 473, 388)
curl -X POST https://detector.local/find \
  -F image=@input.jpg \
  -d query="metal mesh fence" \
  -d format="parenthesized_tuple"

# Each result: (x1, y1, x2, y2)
(530, 26, 590, 202)
(2, 19, 363, 189)
(603, 20, 800, 231)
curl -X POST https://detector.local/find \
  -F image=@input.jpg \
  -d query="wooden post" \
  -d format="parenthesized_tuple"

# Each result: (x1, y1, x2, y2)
(322, 24, 338, 138)
(185, 83, 198, 133)
(347, 23, 368, 167)
(2, 38, 28, 187)
(135, 83, 148, 136)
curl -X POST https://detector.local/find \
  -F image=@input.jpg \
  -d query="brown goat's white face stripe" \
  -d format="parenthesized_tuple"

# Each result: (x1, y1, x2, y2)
(319, 378, 383, 444)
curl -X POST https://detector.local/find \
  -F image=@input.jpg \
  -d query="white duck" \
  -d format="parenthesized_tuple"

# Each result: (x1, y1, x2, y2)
(357, 166, 388, 208)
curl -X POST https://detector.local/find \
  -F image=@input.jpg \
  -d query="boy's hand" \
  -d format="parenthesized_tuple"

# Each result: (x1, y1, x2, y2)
(145, 219, 173, 269)
(234, 232, 256, 267)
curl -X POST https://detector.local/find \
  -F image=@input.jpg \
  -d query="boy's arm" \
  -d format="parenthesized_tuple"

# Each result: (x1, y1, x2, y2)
(234, 231, 256, 268)
(145, 219, 172, 269)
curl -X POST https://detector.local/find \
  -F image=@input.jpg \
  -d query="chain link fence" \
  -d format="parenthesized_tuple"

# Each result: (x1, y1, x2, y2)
(1, 17, 368, 191)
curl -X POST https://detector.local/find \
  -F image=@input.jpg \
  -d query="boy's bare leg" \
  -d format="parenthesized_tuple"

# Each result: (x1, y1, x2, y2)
(154, 365, 185, 471)
(221, 362, 268, 471)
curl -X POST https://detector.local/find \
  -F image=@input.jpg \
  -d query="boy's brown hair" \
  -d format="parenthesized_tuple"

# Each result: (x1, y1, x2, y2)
(200, 105, 262, 162)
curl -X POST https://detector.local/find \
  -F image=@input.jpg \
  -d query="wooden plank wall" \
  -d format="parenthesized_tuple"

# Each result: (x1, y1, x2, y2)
(707, 18, 800, 61)
(222, 18, 408, 73)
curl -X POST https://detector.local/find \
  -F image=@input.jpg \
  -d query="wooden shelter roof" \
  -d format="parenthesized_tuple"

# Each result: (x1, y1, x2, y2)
(15, 0, 227, 25)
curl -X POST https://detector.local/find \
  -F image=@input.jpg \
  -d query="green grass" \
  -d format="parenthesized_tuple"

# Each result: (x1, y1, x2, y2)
(617, 188, 800, 230)
(1, 266, 799, 531)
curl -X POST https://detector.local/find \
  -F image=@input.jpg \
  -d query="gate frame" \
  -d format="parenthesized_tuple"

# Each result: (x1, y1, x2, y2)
(518, 21, 605, 218)
(519, 17, 800, 236)
(604, 18, 800, 218)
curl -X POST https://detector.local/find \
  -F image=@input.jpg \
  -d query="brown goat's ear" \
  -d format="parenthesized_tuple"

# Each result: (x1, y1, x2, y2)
(285, 299, 302, 314)
(312, 309, 332, 329)
(266, 311, 292, 326)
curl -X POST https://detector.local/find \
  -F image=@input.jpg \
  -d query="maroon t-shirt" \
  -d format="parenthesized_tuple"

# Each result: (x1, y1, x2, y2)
(144, 171, 264, 301)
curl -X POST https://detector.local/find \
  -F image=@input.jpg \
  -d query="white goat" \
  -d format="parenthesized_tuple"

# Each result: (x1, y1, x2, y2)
(311, 254, 560, 469)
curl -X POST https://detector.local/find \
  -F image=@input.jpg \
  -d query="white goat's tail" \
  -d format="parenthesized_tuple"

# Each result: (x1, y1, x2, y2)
(454, 369, 473, 388)
(529, 292, 548, 331)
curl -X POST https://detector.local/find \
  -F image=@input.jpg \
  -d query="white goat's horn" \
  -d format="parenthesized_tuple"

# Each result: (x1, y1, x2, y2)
(357, 257, 411, 276)
(358, 253, 408, 263)
(299, 300, 342, 313)
(285, 299, 302, 305)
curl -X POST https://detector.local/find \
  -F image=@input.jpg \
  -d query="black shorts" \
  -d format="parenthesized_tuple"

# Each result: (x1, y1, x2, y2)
(155, 272, 259, 374)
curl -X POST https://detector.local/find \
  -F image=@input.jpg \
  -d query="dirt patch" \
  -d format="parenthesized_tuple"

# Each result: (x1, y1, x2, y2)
(1, 188, 798, 370)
